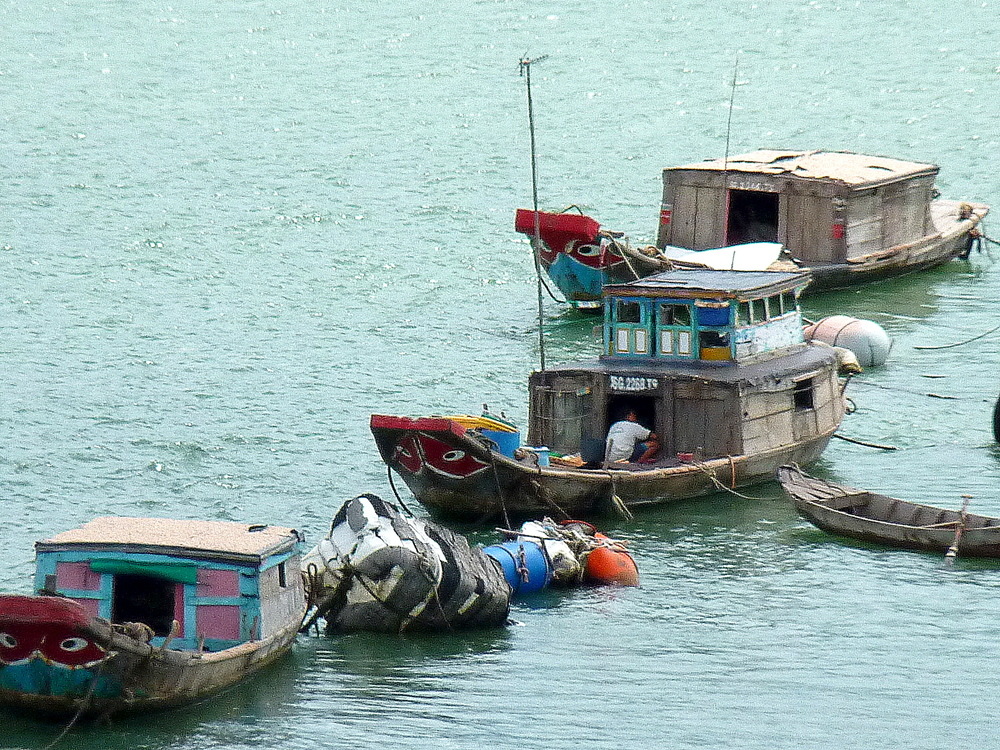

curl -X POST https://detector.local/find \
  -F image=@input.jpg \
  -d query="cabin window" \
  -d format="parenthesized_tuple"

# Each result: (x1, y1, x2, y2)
(615, 328, 630, 353)
(634, 328, 648, 354)
(699, 330, 732, 360)
(765, 296, 780, 319)
(696, 304, 729, 327)
(779, 291, 796, 315)
(616, 300, 641, 324)
(657, 303, 693, 356)
(659, 304, 691, 327)
(112, 573, 177, 637)
(661, 329, 692, 356)
(794, 378, 815, 410)
(750, 298, 766, 323)
(278, 561, 287, 588)
(737, 301, 751, 326)
(609, 298, 650, 356)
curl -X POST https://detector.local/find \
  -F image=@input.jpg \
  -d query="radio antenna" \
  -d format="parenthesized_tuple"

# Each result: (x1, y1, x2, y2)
(519, 54, 550, 372)
(723, 55, 738, 172)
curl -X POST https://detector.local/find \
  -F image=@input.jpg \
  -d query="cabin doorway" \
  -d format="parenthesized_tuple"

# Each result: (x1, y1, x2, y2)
(605, 395, 658, 457)
(726, 190, 779, 245)
(112, 573, 177, 636)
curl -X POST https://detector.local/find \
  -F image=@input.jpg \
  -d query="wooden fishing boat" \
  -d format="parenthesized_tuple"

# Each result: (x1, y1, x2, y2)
(371, 269, 848, 520)
(777, 464, 1000, 556)
(516, 150, 988, 307)
(0, 517, 306, 718)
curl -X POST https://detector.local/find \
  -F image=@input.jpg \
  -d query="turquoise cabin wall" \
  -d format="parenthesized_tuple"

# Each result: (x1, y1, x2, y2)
(35, 550, 265, 651)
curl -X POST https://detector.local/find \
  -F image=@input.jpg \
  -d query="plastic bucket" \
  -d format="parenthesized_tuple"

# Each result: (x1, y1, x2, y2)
(481, 429, 520, 457)
(527, 446, 550, 466)
(483, 541, 552, 594)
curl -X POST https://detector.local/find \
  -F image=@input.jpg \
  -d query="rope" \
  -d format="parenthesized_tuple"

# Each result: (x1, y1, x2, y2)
(40, 655, 108, 748)
(848, 379, 970, 401)
(487, 453, 512, 529)
(539, 273, 567, 304)
(833, 433, 898, 451)
(603, 237, 639, 281)
(688, 458, 783, 501)
(913, 321, 1000, 350)
(386, 464, 415, 517)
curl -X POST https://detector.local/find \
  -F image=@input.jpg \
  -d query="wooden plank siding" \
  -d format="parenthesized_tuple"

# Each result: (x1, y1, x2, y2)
(694, 187, 726, 249)
(784, 193, 836, 262)
(741, 389, 794, 454)
(845, 190, 882, 258)
(673, 381, 741, 456)
(671, 185, 700, 248)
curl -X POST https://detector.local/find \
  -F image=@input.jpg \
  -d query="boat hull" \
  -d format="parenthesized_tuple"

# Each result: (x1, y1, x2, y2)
(518, 200, 988, 304)
(804, 201, 987, 291)
(777, 465, 1000, 557)
(371, 415, 836, 520)
(0, 594, 303, 718)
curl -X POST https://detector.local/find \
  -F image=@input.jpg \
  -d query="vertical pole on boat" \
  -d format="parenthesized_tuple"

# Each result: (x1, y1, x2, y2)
(519, 54, 549, 372)
(945, 494, 972, 564)
(723, 55, 738, 264)
(723, 55, 738, 173)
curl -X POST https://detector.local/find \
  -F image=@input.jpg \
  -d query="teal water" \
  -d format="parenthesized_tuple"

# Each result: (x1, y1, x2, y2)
(3, 0, 1000, 747)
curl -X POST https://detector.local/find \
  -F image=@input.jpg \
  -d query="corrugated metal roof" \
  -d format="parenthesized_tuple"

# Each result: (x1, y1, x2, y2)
(39, 517, 299, 559)
(668, 150, 938, 185)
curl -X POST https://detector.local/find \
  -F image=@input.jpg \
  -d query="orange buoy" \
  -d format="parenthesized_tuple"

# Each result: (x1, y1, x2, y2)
(584, 544, 639, 587)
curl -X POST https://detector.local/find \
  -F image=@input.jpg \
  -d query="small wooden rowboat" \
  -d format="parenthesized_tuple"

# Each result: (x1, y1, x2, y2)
(777, 465, 1000, 557)
(0, 517, 306, 718)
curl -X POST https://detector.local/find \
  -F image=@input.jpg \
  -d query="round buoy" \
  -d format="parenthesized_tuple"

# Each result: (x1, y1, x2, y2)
(803, 315, 892, 368)
(584, 538, 640, 587)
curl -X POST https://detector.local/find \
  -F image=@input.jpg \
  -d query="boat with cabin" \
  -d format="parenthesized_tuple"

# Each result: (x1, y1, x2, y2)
(0, 517, 306, 718)
(515, 150, 988, 307)
(370, 269, 847, 520)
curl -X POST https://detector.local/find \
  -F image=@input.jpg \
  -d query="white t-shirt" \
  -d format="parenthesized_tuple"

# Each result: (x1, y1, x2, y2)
(605, 420, 652, 462)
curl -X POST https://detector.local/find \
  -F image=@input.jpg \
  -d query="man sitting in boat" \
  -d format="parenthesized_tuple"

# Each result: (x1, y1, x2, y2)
(604, 410, 660, 465)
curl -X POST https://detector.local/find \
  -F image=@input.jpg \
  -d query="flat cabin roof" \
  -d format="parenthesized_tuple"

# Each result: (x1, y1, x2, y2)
(547, 343, 836, 385)
(666, 150, 938, 187)
(603, 269, 810, 300)
(37, 517, 300, 564)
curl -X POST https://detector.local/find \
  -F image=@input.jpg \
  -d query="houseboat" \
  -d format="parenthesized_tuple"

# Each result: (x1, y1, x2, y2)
(371, 269, 847, 520)
(0, 517, 306, 718)
(515, 150, 988, 307)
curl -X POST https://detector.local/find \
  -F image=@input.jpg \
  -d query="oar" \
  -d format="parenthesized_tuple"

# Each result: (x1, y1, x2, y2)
(945, 495, 973, 564)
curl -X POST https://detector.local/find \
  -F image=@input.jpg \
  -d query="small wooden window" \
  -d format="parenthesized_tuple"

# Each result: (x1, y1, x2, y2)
(659, 303, 691, 326)
(617, 300, 641, 324)
(737, 301, 752, 325)
(794, 378, 815, 410)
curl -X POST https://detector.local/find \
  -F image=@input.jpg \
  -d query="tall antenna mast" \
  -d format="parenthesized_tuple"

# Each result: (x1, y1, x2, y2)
(723, 55, 738, 260)
(723, 55, 738, 172)
(519, 53, 549, 373)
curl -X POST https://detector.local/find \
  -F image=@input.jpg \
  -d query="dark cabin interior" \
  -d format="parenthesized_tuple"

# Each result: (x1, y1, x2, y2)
(112, 573, 176, 636)
(726, 189, 780, 245)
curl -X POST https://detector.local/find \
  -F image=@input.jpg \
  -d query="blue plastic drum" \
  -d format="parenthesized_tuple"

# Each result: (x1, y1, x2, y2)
(483, 541, 552, 594)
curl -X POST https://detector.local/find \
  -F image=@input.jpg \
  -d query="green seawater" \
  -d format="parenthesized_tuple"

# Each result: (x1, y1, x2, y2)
(2, 0, 1000, 747)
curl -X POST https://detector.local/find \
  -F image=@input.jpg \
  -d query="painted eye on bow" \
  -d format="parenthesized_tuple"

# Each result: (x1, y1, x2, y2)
(59, 637, 90, 653)
(0, 633, 17, 649)
(442, 450, 467, 462)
